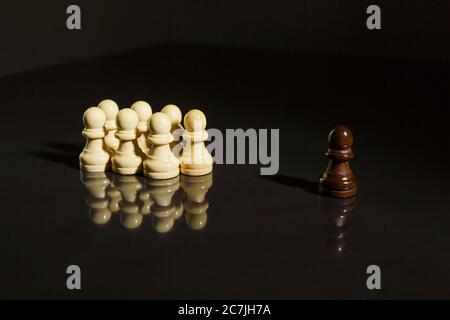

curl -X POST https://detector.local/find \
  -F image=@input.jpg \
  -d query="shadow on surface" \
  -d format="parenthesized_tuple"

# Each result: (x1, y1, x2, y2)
(261, 174, 319, 195)
(27, 141, 81, 170)
(44, 142, 82, 154)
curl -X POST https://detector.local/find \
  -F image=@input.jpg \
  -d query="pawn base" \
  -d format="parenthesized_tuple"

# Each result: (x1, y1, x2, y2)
(180, 165, 212, 176)
(144, 168, 180, 180)
(80, 163, 109, 173)
(112, 166, 142, 175)
(318, 185, 357, 198)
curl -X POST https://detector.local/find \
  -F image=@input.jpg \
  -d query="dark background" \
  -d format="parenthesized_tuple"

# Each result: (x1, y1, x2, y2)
(0, 1, 448, 299)
(1, 0, 449, 76)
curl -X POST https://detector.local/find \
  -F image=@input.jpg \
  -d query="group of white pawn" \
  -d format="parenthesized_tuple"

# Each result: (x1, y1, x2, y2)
(79, 99, 213, 179)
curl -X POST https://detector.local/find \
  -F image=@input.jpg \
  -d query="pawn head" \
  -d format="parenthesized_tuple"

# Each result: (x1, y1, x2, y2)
(116, 108, 139, 131)
(131, 101, 152, 128)
(98, 99, 119, 122)
(328, 125, 353, 150)
(161, 104, 182, 127)
(184, 109, 206, 132)
(149, 112, 171, 134)
(83, 107, 106, 129)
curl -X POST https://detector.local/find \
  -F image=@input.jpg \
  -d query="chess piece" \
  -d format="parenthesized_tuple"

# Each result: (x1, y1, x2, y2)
(181, 173, 212, 230)
(112, 108, 143, 175)
(98, 99, 119, 154)
(161, 104, 183, 151)
(319, 195, 357, 254)
(319, 125, 357, 198)
(80, 171, 112, 225)
(131, 100, 152, 156)
(147, 176, 180, 233)
(143, 112, 180, 179)
(79, 107, 110, 172)
(179, 109, 213, 176)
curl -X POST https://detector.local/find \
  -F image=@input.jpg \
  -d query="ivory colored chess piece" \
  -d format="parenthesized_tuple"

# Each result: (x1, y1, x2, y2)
(181, 173, 212, 230)
(80, 171, 112, 225)
(161, 104, 183, 151)
(179, 109, 213, 176)
(98, 99, 119, 154)
(147, 176, 179, 233)
(112, 108, 143, 175)
(319, 125, 357, 198)
(79, 107, 110, 172)
(143, 112, 180, 179)
(131, 100, 152, 156)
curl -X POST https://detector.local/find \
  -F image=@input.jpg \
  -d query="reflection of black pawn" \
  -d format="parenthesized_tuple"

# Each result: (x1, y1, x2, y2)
(180, 173, 213, 230)
(318, 195, 357, 254)
(80, 171, 112, 225)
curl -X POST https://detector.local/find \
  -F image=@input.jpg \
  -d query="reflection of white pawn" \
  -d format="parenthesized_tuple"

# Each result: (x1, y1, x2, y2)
(181, 173, 212, 230)
(148, 177, 179, 233)
(113, 175, 143, 203)
(98, 99, 119, 154)
(79, 107, 110, 172)
(80, 171, 112, 225)
(143, 112, 180, 179)
(179, 109, 213, 176)
(107, 184, 122, 213)
(131, 101, 152, 156)
(112, 108, 142, 175)
(161, 104, 183, 151)
(114, 175, 143, 229)
(172, 190, 184, 220)
(138, 189, 153, 215)
(120, 202, 143, 229)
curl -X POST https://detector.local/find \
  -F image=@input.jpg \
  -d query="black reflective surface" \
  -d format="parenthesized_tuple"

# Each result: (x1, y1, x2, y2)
(0, 45, 448, 299)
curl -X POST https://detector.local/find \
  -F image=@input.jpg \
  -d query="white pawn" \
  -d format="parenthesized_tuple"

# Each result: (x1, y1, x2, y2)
(112, 108, 143, 175)
(179, 109, 213, 176)
(79, 107, 110, 172)
(98, 99, 119, 154)
(131, 101, 152, 156)
(161, 104, 183, 151)
(143, 112, 180, 179)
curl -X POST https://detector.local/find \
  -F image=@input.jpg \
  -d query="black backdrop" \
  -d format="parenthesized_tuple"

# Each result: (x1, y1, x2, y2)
(1, 0, 449, 76)
(0, 0, 449, 299)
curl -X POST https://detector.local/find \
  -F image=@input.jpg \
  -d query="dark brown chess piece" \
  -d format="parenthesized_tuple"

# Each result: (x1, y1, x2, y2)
(319, 125, 357, 198)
